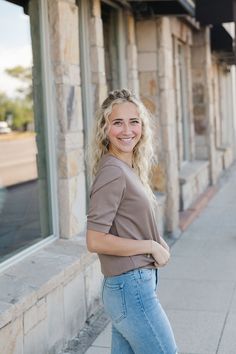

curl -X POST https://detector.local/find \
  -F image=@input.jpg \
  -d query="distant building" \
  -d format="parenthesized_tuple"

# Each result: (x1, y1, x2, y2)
(0, 0, 235, 353)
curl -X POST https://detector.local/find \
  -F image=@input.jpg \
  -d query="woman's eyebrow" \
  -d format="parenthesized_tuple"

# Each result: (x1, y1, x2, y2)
(112, 117, 140, 121)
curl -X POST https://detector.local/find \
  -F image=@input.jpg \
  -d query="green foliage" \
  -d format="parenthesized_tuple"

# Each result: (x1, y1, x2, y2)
(0, 66, 34, 130)
(5, 65, 33, 101)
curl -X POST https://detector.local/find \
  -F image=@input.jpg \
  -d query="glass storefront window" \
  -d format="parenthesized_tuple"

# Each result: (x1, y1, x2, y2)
(0, 0, 53, 263)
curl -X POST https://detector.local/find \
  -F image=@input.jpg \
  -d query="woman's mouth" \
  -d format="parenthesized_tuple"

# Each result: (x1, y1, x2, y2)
(118, 137, 134, 143)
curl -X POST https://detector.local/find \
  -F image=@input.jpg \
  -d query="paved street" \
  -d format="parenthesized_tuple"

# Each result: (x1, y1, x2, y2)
(83, 163, 236, 354)
(0, 136, 37, 186)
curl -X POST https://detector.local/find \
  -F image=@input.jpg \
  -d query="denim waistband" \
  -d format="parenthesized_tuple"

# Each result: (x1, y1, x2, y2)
(104, 267, 158, 280)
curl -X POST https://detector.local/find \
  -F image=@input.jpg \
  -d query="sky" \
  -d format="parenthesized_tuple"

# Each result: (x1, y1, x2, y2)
(0, 0, 32, 98)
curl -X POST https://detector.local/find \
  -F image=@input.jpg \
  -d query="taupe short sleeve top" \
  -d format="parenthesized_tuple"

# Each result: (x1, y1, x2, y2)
(87, 154, 161, 276)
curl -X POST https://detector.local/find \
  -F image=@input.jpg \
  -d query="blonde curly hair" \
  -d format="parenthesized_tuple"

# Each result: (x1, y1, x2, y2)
(88, 88, 157, 205)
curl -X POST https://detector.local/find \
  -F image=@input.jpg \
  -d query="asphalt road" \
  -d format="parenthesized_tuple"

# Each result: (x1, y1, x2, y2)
(0, 137, 37, 187)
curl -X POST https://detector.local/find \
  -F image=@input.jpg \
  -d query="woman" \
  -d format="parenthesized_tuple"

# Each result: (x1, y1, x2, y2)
(86, 89, 177, 354)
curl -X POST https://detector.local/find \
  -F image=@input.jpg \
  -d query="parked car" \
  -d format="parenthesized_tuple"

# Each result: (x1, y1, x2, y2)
(0, 121, 11, 134)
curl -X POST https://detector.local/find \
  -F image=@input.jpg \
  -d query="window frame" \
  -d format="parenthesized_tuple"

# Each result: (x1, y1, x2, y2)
(0, 0, 59, 273)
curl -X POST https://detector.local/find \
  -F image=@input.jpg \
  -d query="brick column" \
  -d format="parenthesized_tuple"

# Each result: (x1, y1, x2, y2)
(192, 28, 217, 184)
(47, 0, 86, 238)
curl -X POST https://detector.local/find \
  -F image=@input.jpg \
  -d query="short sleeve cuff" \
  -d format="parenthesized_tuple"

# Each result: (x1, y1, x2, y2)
(87, 221, 111, 234)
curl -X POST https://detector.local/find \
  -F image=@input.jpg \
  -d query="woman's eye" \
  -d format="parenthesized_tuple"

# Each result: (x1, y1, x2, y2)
(114, 121, 122, 126)
(131, 120, 140, 124)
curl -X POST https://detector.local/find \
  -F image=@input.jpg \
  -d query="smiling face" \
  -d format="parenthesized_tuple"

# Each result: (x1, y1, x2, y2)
(106, 102, 142, 162)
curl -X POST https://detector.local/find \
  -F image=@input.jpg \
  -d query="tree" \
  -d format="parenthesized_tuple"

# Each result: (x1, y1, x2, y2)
(2, 66, 34, 131)
(5, 66, 33, 101)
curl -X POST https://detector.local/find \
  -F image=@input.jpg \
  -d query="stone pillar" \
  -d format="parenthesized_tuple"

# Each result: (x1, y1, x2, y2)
(89, 0, 107, 109)
(192, 28, 217, 184)
(126, 13, 139, 94)
(156, 17, 179, 234)
(137, 17, 179, 235)
(47, 0, 86, 238)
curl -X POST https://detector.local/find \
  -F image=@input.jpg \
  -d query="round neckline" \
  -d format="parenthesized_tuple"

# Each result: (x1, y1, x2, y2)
(105, 153, 134, 170)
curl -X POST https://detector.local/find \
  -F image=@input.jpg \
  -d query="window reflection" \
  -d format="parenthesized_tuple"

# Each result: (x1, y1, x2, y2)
(0, 0, 52, 262)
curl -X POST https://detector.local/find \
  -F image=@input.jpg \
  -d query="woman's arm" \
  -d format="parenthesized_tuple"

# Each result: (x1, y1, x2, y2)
(159, 236, 170, 252)
(87, 230, 170, 266)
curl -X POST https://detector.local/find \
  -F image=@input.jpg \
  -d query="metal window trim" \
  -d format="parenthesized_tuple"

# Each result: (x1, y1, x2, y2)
(39, 0, 59, 238)
(79, 0, 93, 207)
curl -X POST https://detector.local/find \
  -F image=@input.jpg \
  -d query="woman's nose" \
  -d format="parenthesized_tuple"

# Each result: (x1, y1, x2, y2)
(122, 123, 131, 134)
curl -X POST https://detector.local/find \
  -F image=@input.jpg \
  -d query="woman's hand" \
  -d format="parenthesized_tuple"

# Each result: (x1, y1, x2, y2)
(151, 240, 170, 267)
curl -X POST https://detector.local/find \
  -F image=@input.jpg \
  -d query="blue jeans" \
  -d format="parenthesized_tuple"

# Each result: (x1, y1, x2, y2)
(102, 268, 177, 354)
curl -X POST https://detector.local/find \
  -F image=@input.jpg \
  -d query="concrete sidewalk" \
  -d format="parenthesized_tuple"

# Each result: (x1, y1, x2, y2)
(85, 164, 236, 354)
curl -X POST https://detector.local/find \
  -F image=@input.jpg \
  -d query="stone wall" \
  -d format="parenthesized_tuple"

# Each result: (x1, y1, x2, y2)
(0, 240, 102, 354)
(192, 27, 217, 184)
(48, 0, 86, 238)
(90, 0, 108, 109)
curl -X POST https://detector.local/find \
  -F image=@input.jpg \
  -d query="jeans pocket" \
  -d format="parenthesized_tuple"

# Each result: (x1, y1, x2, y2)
(102, 280, 127, 324)
(139, 268, 153, 281)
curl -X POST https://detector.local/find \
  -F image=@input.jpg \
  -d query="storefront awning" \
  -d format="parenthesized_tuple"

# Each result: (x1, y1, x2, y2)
(129, 0, 195, 18)
(211, 25, 236, 65)
(196, 0, 235, 25)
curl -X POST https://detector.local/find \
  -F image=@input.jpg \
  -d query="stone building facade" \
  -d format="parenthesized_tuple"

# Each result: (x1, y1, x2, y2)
(0, 1, 235, 353)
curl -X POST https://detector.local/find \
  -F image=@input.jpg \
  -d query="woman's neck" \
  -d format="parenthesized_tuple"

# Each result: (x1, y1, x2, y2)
(108, 149, 133, 168)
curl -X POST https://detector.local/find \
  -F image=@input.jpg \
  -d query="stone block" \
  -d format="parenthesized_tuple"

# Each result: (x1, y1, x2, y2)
(48, 1, 79, 65)
(58, 148, 84, 178)
(128, 69, 138, 80)
(46, 286, 65, 353)
(223, 147, 233, 169)
(0, 301, 14, 329)
(64, 272, 86, 341)
(91, 0, 101, 17)
(151, 164, 166, 192)
(139, 72, 158, 96)
(161, 124, 176, 153)
(55, 84, 83, 134)
(84, 259, 103, 317)
(0, 317, 23, 354)
(59, 174, 87, 238)
(157, 17, 172, 50)
(137, 20, 157, 52)
(91, 71, 106, 85)
(5, 250, 76, 300)
(191, 46, 206, 67)
(127, 44, 138, 70)
(58, 1, 79, 64)
(24, 318, 48, 354)
(138, 52, 157, 72)
(23, 298, 47, 335)
(90, 17, 103, 47)
(53, 63, 81, 86)
(158, 47, 172, 77)
(141, 96, 157, 114)
(127, 14, 135, 44)
(171, 18, 190, 43)
(90, 46, 105, 73)
(58, 131, 84, 150)
(0, 274, 37, 321)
